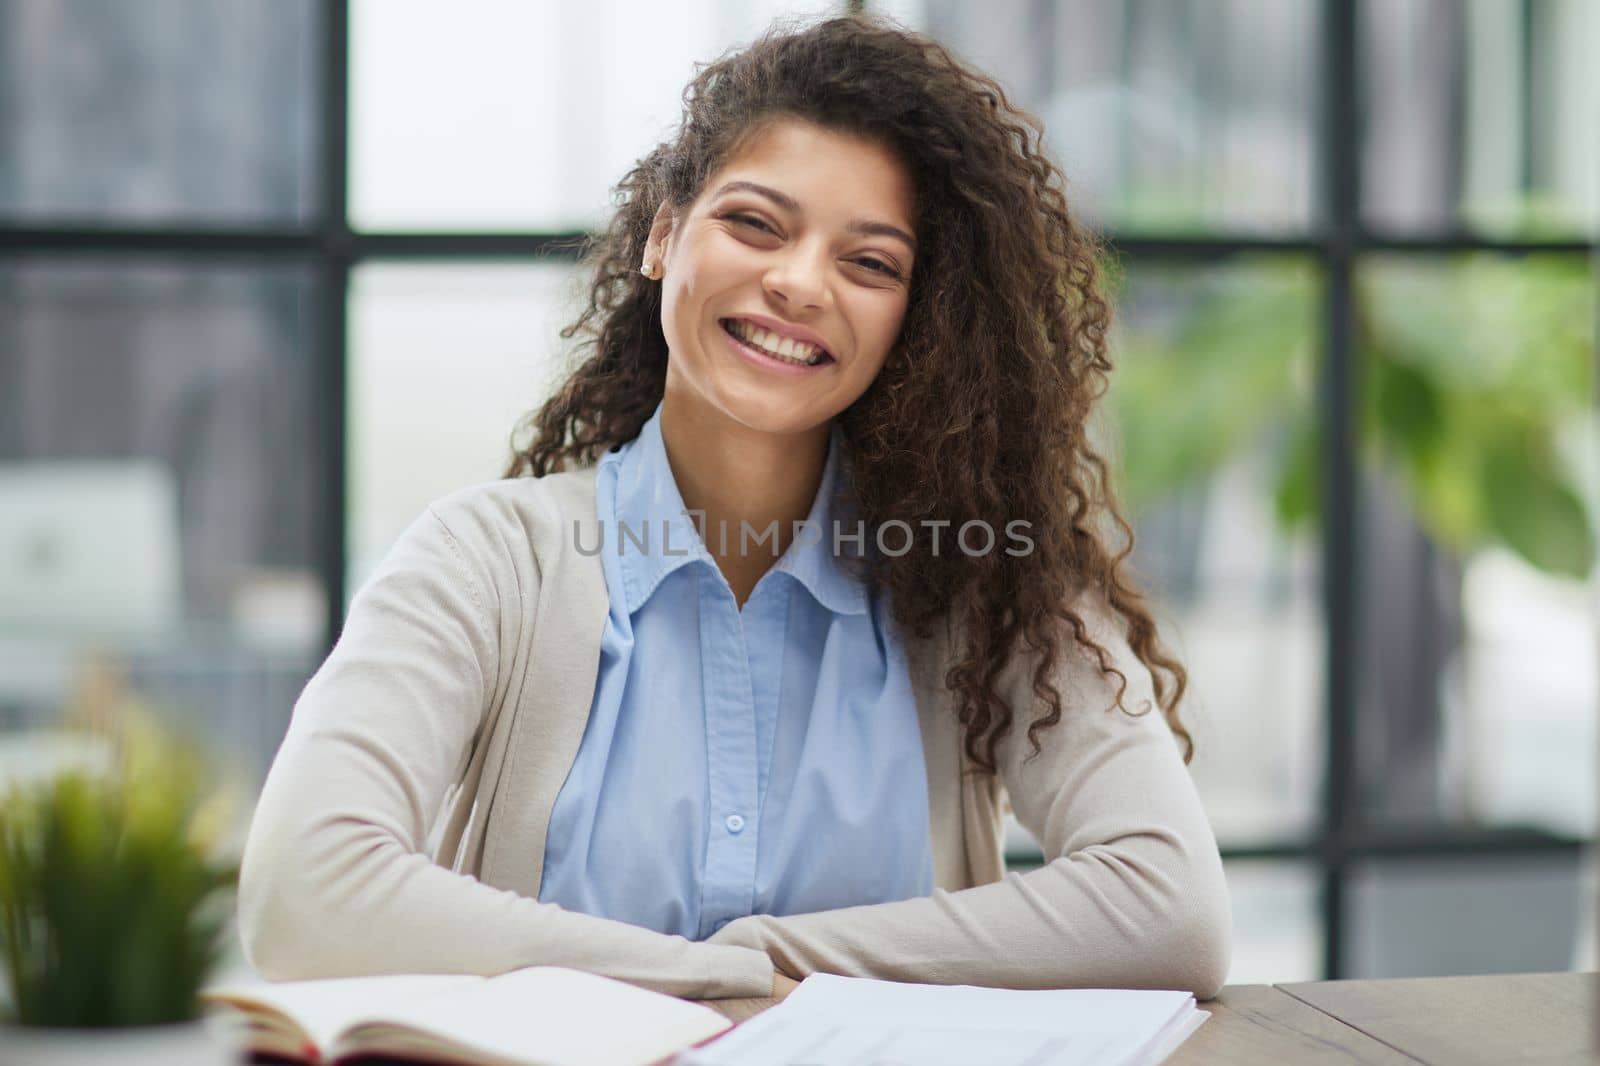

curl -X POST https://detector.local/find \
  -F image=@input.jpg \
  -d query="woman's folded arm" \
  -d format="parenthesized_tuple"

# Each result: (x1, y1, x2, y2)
(237, 505, 774, 1000)
(707, 608, 1232, 999)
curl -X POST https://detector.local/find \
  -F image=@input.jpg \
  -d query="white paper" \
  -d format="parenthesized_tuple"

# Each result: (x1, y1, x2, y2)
(681, 975, 1204, 1066)
(1131, 1008, 1210, 1066)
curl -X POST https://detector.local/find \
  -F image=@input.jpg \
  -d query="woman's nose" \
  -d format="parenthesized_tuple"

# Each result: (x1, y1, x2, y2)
(762, 246, 830, 310)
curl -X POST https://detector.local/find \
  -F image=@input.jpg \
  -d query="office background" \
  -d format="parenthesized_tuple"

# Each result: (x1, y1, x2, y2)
(0, 0, 1595, 986)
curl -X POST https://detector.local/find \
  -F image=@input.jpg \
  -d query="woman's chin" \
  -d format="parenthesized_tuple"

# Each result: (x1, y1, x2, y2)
(711, 384, 834, 438)
(666, 359, 842, 438)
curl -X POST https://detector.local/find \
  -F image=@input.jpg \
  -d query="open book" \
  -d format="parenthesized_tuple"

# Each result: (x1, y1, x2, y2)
(680, 974, 1208, 1066)
(200, 966, 733, 1066)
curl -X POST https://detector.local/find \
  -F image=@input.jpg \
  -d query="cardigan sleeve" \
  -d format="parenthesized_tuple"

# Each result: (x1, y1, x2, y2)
(237, 504, 775, 999)
(705, 598, 1232, 999)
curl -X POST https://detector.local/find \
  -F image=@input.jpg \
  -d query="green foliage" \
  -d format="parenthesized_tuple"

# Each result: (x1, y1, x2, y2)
(1107, 253, 1597, 578)
(0, 713, 239, 1028)
(1106, 259, 1318, 512)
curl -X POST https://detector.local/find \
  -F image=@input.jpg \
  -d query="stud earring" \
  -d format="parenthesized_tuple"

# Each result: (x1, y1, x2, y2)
(640, 261, 659, 280)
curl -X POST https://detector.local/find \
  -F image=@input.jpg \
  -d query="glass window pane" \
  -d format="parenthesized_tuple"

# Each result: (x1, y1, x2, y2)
(1354, 254, 1597, 837)
(1224, 860, 1322, 983)
(1105, 258, 1324, 845)
(1361, 0, 1599, 237)
(348, 0, 840, 232)
(0, 0, 320, 226)
(885, 0, 1318, 234)
(347, 261, 583, 599)
(1349, 853, 1589, 976)
(0, 258, 325, 787)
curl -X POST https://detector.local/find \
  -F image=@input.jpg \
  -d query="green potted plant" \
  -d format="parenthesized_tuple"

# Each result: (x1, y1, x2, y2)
(0, 699, 244, 1065)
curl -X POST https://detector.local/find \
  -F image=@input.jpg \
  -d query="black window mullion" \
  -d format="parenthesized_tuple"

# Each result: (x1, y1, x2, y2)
(320, 0, 351, 651)
(1319, 0, 1360, 981)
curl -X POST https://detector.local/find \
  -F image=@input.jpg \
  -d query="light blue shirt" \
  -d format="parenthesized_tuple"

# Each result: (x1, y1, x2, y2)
(538, 403, 934, 940)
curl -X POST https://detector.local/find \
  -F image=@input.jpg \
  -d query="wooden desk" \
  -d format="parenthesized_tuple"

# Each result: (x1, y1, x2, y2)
(703, 971, 1599, 1065)
(1270, 972, 1600, 1066)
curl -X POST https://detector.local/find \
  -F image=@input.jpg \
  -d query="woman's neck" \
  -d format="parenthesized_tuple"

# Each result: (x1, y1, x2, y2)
(658, 391, 830, 606)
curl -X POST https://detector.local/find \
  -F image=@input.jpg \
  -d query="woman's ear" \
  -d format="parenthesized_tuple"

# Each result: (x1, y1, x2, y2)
(644, 201, 676, 271)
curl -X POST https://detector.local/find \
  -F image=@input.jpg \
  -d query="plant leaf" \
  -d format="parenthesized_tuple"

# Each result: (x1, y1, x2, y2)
(1482, 437, 1596, 577)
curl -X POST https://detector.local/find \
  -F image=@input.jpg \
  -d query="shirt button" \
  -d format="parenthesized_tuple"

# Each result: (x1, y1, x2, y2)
(724, 813, 745, 834)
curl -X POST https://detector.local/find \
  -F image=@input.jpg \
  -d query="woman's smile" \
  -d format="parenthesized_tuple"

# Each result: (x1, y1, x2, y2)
(719, 317, 836, 373)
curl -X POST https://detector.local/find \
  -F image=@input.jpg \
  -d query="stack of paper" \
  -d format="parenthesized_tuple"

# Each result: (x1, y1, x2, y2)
(681, 974, 1207, 1066)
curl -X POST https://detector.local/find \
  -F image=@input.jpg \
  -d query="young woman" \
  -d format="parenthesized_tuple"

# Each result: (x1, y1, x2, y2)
(239, 15, 1231, 1003)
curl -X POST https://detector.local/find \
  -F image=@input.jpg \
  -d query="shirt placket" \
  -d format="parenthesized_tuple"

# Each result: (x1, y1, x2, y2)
(696, 567, 761, 939)
(742, 582, 788, 815)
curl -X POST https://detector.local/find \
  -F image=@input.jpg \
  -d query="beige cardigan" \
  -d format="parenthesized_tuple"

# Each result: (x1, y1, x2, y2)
(237, 467, 1231, 1000)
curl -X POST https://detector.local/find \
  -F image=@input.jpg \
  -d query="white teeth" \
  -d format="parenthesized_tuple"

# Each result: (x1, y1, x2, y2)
(729, 319, 826, 365)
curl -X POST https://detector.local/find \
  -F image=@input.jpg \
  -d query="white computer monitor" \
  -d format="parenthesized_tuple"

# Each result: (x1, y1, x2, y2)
(0, 459, 182, 641)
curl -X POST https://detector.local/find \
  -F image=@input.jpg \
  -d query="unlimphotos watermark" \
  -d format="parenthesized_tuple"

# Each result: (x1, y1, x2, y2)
(572, 514, 1035, 558)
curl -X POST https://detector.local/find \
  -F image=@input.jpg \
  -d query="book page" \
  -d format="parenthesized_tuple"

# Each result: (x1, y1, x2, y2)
(202, 972, 482, 1060)
(683, 975, 1202, 1066)
(341, 966, 732, 1066)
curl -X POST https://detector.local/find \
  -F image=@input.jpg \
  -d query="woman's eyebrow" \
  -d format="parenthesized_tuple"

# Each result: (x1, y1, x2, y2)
(712, 180, 917, 252)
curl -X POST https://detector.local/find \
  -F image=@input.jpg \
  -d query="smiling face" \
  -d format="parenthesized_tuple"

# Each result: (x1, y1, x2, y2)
(644, 118, 918, 439)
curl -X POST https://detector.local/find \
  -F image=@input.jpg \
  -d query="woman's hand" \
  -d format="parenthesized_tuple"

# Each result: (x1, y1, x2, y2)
(771, 972, 801, 1001)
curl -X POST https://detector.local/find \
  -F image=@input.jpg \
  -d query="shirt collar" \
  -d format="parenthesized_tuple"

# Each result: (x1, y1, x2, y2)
(604, 403, 868, 617)
(774, 421, 869, 617)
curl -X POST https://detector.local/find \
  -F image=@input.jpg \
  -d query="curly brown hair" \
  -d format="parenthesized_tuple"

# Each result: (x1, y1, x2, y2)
(505, 13, 1192, 772)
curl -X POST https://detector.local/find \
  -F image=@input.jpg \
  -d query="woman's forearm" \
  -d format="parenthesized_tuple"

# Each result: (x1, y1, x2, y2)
(706, 829, 1230, 998)
(240, 759, 773, 998)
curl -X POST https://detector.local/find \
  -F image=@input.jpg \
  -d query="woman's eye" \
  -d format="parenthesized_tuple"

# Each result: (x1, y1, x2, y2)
(727, 212, 775, 234)
(725, 212, 901, 280)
